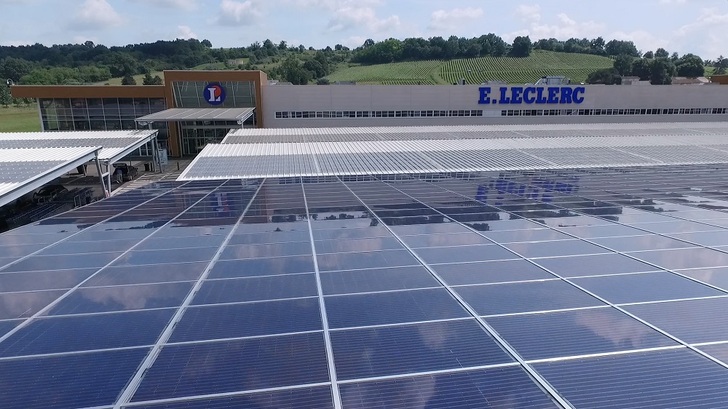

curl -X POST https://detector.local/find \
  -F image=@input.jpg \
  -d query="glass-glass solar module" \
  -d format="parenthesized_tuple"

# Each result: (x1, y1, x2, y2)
(4, 165, 728, 408)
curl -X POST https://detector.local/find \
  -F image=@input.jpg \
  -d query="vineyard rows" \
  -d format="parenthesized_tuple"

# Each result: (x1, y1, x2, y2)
(326, 50, 613, 85)
(326, 60, 440, 83)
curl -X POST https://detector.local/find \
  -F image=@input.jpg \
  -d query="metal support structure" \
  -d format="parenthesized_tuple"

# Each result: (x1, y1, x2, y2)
(92, 152, 106, 197)
(106, 162, 112, 197)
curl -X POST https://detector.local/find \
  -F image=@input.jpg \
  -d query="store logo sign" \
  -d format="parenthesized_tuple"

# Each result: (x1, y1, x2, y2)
(203, 83, 226, 106)
(478, 86, 585, 105)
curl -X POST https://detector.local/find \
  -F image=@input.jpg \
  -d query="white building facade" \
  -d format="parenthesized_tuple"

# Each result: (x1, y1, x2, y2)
(263, 84, 728, 128)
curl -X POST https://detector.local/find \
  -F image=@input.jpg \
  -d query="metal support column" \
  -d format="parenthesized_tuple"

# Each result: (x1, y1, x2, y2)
(151, 136, 158, 173)
(93, 152, 107, 198)
(106, 162, 112, 197)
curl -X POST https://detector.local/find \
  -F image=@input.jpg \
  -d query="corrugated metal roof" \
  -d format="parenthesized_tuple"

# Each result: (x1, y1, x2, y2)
(179, 123, 728, 180)
(136, 108, 255, 123)
(0, 130, 157, 162)
(222, 122, 728, 144)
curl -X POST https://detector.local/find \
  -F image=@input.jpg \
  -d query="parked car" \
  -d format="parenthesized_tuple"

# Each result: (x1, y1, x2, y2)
(33, 184, 68, 204)
(112, 163, 138, 182)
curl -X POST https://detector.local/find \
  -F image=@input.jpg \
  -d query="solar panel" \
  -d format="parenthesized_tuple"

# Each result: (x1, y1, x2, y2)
(5, 165, 728, 407)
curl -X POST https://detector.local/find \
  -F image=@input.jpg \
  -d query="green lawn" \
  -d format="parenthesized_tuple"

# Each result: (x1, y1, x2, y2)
(0, 105, 41, 132)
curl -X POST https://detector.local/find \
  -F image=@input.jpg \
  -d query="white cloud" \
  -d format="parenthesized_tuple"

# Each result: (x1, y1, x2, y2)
(176, 25, 197, 39)
(128, 0, 197, 10)
(508, 4, 605, 41)
(288, 0, 381, 9)
(286, 0, 398, 34)
(216, 0, 262, 26)
(677, 7, 728, 36)
(674, 7, 728, 58)
(328, 6, 400, 32)
(515, 4, 541, 23)
(659, 0, 687, 4)
(428, 7, 484, 31)
(70, 0, 124, 30)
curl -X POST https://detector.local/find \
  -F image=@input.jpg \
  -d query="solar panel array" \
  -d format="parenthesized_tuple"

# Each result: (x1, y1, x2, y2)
(0, 130, 157, 161)
(4, 165, 728, 408)
(181, 132, 728, 180)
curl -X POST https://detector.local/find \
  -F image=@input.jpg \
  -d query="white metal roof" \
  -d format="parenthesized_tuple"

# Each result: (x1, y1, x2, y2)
(0, 130, 158, 163)
(0, 146, 101, 208)
(222, 122, 728, 144)
(179, 123, 728, 180)
(135, 108, 255, 123)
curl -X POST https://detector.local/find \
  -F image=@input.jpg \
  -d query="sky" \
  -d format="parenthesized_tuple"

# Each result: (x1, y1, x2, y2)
(1, 0, 727, 59)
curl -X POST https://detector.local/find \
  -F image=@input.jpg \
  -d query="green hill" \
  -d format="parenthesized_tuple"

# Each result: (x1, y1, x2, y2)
(326, 50, 614, 85)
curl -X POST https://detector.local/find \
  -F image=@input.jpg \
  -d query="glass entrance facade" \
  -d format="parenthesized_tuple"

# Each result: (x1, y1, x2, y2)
(171, 80, 258, 156)
(180, 121, 240, 156)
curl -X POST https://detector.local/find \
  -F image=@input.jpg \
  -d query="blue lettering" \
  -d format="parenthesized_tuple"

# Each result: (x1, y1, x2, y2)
(481, 86, 584, 105)
(499, 87, 511, 104)
(511, 87, 524, 104)
(523, 87, 536, 104)
(478, 87, 491, 104)
(560, 87, 573, 104)
(547, 87, 559, 104)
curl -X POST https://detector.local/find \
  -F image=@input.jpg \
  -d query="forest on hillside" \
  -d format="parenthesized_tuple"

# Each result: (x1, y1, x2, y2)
(0, 34, 724, 104)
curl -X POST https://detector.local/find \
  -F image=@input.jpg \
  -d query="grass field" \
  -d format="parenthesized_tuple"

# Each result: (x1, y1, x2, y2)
(97, 71, 165, 85)
(326, 50, 614, 85)
(0, 106, 41, 132)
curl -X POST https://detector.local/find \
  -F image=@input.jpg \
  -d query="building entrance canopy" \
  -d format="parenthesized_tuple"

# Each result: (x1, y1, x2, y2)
(135, 108, 255, 125)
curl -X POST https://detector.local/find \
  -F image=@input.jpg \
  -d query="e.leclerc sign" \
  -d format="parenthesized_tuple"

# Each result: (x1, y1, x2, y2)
(203, 83, 226, 106)
(478, 86, 585, 105)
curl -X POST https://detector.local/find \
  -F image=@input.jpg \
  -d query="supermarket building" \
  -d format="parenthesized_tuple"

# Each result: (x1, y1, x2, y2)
(11, 70, 728, 157)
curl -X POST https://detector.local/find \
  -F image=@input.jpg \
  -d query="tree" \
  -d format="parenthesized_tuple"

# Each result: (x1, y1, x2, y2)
(605, 40, 639, 57)
(510, 36, 532, 57)
(613, 54, 634, 76)
(590, 36, 606, 55)
(121, 74, 137, 85)
(586, 68, 622, 85)
(676, 53, 704, 77)
(201, 39, 212, 48)
(303, 59, 325, 79)
(0, 86, 12, 106)
(655, 48, 669, 59)
(715, 55, 728, 75)
(643, 51, 654, 59)
(650, 59, 675, 85)
(142, 73, 163, 85)
(631, 58, 652, 80)
(0, 57, 33, 83)
(280, 56, 311, 85)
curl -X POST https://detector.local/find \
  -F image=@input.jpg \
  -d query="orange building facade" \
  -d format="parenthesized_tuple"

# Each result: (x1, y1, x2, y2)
(12, 70, 268, 157)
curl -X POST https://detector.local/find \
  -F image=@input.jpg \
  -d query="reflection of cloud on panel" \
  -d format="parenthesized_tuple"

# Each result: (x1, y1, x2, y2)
(342, 375, 437, 409)
(575, 309, 654, 349)
(0, 291, 63, 319)
(79, 283, 191, 311)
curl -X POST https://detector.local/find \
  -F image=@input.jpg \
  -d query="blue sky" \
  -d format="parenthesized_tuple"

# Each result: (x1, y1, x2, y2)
(1, 0, 727, 59)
